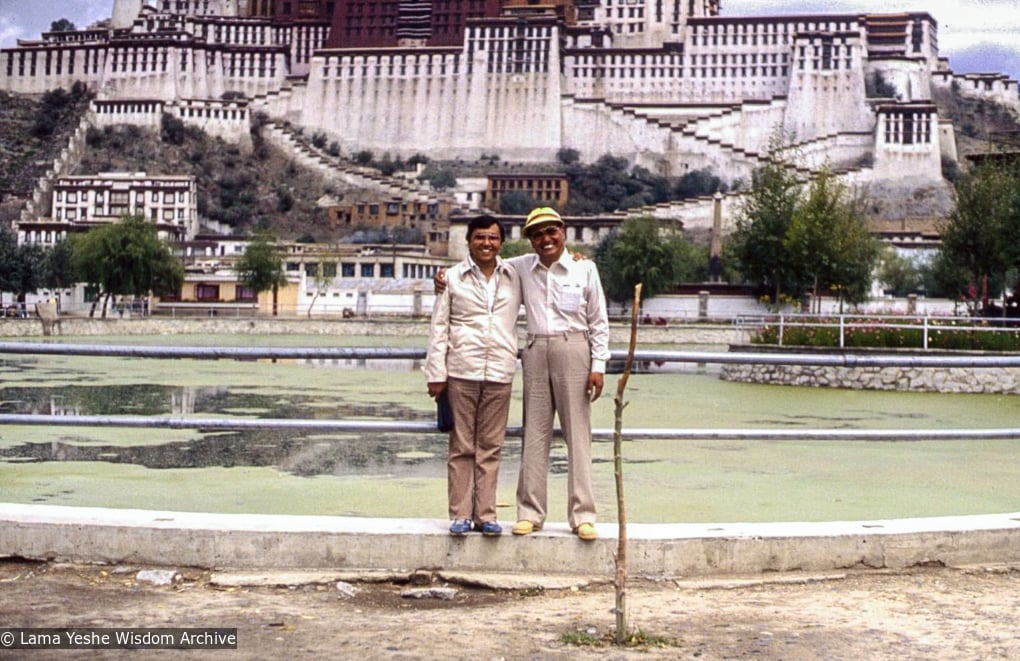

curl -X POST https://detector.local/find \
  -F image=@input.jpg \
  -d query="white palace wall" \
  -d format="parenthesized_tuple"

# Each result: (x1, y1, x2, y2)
(783, 33, 872, 142)
(91, 98, 251, 142)
(873, 105, 942, 180)
(300, 23, 564, 160)
(0, 5, 971, 196)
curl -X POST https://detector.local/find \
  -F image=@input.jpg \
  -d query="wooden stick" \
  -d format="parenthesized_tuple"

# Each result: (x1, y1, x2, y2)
(614, 283, 642, 643)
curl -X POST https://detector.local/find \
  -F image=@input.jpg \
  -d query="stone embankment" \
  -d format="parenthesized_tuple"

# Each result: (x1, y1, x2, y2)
(0, 316, 744, 345)
(721, 346, 1020, 394)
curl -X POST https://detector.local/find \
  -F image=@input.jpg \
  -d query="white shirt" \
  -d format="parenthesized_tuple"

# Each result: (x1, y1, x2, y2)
(508, 251, 611, 373)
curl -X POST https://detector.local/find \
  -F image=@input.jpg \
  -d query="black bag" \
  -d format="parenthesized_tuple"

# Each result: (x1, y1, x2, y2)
(436, 391, 454, 432)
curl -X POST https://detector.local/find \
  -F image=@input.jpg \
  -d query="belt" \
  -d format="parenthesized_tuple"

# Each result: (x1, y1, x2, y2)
(527, 331, 589, 341)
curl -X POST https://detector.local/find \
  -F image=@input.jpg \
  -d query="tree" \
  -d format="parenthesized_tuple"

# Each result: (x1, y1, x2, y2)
(567, 154, 645, 214)
(497, 190, 538, 215)
(1, 228, 76, 315)
(44, 237, 78, 293)
(70, 215, 184, 318)
(11, 243, 47, 308)
(556, 147, 580, 165)
(0, 224, 19, 309)
(595, 217, 698, 304)
(418, 166, 457, 191)
(160, 113, 187, 145)
(50, 19, 76, 32)
(877, 248, 925, 297)
(938, 159, 1020, 313)
(675, 167, 726, 199)
(730, 141, 803, 306)
(784, 168, 878, 311)
(236, 233, 287, 316)
(499, 239, 532, 259)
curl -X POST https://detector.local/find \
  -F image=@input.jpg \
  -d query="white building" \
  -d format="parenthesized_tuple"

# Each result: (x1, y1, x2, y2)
(19, 172, 199, 246)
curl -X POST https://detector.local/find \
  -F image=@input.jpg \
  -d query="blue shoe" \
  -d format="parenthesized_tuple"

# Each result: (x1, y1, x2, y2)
(476, 521, 502, 536)
(449, 519, 472, 535)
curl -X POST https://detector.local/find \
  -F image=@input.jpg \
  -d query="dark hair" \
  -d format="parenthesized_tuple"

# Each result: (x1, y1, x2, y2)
(467, 215, 505, 242)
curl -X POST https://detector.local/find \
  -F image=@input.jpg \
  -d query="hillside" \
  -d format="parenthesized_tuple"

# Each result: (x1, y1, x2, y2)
(0, 92, 369, 242)
(932, 85, 1020, 158)
(76, 121, 347, 241)
(0, 87, 93, 224)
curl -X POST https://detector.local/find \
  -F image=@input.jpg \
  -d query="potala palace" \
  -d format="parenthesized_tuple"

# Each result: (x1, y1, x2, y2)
(2, 0, 1019, 268)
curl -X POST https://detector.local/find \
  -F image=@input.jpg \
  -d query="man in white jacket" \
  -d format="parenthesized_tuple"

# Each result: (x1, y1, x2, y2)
(425, 216, 522, 536)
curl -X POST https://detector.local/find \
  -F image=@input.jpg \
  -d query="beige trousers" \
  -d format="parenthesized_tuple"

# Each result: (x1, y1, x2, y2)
(446, 377, 512, 523)
(516, 332, 596, 530)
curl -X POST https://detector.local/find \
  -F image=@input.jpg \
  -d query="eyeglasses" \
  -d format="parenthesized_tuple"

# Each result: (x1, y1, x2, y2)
(470, 233, 502, 242)
(528, 226, 562, 240)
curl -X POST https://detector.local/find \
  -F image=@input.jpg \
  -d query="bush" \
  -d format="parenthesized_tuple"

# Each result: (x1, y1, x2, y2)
(85, 126, 104, 148)
(160, 113, 187, 145)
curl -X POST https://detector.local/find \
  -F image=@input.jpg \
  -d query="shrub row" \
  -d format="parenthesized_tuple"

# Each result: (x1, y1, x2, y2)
(751, 318, 1020, 352)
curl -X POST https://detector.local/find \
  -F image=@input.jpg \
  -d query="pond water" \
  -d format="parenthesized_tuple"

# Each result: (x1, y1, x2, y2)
(1, 335, 1019, 523)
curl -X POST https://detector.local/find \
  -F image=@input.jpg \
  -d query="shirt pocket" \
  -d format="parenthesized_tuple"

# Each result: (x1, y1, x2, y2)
(557, 281, 584, 313)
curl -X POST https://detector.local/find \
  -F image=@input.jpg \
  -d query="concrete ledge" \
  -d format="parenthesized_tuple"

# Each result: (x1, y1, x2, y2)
(2, 504, 1019, 577)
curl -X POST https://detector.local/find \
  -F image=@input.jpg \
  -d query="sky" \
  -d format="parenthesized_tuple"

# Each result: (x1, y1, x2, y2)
(1, 0, 1019, 82)
(722, 0, 1020, 83)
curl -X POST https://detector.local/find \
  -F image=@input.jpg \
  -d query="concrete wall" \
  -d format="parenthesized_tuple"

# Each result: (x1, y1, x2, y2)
(4, 503, 1020, 576)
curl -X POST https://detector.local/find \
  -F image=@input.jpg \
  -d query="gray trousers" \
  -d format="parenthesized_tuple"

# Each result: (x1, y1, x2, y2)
(446, 377, 512, 523)
(516, 332, 596, 530)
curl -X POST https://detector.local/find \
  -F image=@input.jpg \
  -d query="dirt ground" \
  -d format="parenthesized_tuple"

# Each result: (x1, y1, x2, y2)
(2, 559, 1019, 660)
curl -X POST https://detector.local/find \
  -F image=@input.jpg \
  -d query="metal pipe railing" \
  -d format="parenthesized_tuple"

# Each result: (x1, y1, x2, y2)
(2, 413, 1018, 442)
(5, 342, 1020, 368)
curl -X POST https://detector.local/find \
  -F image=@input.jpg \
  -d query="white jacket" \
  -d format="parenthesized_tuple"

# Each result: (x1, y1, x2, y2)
(425, 257, 523, 384)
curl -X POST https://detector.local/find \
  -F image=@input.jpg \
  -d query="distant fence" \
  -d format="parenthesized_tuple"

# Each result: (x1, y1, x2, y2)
(736, 313, 1020, 349)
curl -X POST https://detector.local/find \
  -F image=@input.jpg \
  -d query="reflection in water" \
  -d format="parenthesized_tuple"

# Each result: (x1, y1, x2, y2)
(0, 385, 427, 421)
(0, 376, 452, 479)
(0, 429, 469, 477)
(295, 358, 425, 372)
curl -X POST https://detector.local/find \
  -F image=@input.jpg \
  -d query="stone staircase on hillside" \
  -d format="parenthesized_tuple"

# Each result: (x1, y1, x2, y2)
(262, 122, 458, 205)
(16, 113, 92, 228)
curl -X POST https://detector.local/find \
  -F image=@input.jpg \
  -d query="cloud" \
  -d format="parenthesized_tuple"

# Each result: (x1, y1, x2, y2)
(0, 0, 113, 48)
(722, 0, 1020, 82)
(948, 43, 1020, 79)
(0, 11, 27, 47)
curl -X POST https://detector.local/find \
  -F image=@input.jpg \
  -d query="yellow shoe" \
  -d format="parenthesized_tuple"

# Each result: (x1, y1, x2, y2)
(511, 520, 541, 535)
(575, 523, 597, 541)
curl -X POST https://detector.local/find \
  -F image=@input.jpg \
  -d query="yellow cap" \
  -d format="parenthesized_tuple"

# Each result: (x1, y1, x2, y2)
(523, 207, 564, 235)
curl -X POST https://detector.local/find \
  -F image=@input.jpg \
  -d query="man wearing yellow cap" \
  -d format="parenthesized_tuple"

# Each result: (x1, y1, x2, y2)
(508, 207, 610, 542)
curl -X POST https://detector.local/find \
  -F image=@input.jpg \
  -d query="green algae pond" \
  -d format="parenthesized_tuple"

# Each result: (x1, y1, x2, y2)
(1, 334, 1019, 524)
